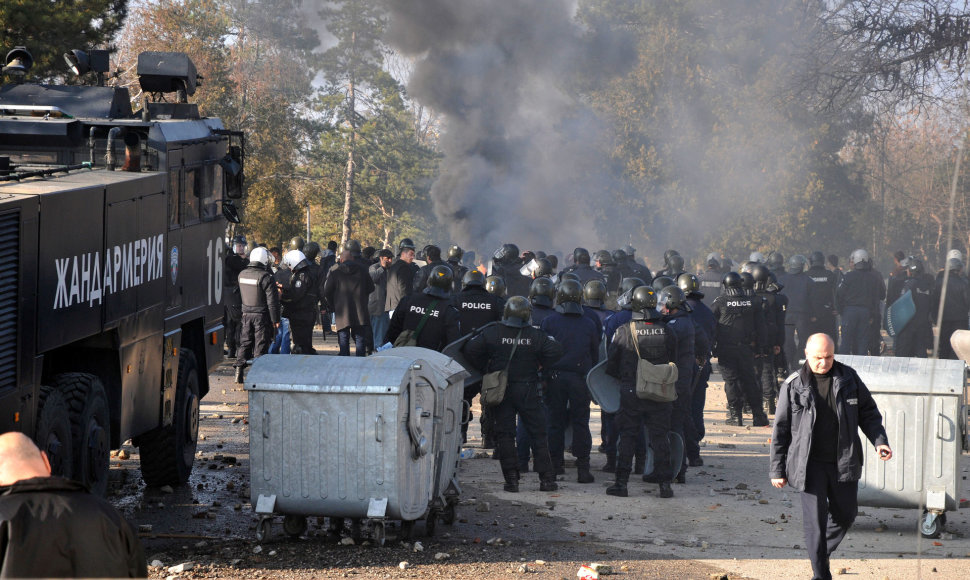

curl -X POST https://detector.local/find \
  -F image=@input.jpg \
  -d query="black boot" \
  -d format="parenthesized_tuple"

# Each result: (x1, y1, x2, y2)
(234, 365, 245, 384)
(606, 469, 630, 497)
(482, 435, 496, 450)
(675, 465, 686, 484)
(634, 455, 646, 475)
(553, 461, 566, 476)
(601, 452, 616, 473)
(503, 469, 519, 493)
(659, 481, 674, 498)
(752, 403, 770, 426)
(764, 395, 776, 415)
(576, 458, 595, 484)
(722, 408, 742, 426)
(539, 473, 558, 492)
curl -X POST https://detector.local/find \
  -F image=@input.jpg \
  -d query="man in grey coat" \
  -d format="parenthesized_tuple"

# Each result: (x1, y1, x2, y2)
(369, 248, 394, 348)
(770, 333, 892, 580)
(324, 246, 375, 356)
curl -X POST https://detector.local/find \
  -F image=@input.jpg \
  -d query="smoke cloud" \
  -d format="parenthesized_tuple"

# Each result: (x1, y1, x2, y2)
(384, 0, 632, 255)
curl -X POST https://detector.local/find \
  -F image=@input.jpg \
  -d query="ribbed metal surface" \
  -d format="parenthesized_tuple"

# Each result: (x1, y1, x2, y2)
(838, 355, 966, 510)
(0, 211, 18, 391)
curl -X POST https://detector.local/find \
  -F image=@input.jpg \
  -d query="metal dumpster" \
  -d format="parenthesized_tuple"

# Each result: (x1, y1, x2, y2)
(837, 355, 967, 538)
(246, 350, 468, 544)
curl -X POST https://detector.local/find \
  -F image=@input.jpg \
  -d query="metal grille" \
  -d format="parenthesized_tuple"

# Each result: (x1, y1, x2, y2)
(0, 211, 18, 390)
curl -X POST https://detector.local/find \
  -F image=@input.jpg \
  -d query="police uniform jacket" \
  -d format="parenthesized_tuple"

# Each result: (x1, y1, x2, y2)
(386, 292, 461, 351)
(456, 286, 504, 333)
(836, 266, 884, 313)
(605, 316, 677, 386)
(530, 303, 556, 327)
(759, 289, 788, 349)
(604, 308, 633, 344)
(494, 261, 531, 298)
(324, 258, 376, 329)
(385, 258, 419, 312)
(663, 309, 698, 389)
(413, 259, 447, 295)
(562, 264, 605, 286)
(686, 296, 716, 359)
(464, 322, 563, 383)
(539, 311, 600, 375)
(447, 259, 469, 294)
(777, 271, 811, 317)
(805, 265, 837, 318)
(933, 272, 970, 322)
(0, 477, 147, 578)
(622, 257, 653, 284)
(887, 266, 908, 303)
(223, 253, 247, 306)
(280, 263, 319, 320)
(711, 291, 766, 353)
(599, 264, 622, 294)
(901, 273, 935, 327)
(239, 264, 281, 323)
(770, 362, 889, 491)
(698, 268, 723, 308)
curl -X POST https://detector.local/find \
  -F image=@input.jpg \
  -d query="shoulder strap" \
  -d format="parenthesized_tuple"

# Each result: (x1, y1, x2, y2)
(629, 321, 642, 360)
(505, 328, 524, 371)
(413, 299, 439, 340)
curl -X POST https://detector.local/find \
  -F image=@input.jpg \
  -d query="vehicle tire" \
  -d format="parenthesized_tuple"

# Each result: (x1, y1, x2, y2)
(54, 373, 110, 496)
(138, 350, 201, 487)
(35, 386, 74, 478)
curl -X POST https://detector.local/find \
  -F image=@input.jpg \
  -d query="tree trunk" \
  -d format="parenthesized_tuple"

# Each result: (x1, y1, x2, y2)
(341, 30, 358, 246)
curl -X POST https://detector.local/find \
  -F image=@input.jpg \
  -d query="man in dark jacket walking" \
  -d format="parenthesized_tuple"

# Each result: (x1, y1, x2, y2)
(0, 432, 147, 578)
(770, 333, 892, 580)
(325, 246, 376, 357)
(385, 238, 419, 314)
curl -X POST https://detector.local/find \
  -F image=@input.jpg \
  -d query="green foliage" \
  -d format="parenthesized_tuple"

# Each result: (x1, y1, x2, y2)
(0, 0, 128, 81)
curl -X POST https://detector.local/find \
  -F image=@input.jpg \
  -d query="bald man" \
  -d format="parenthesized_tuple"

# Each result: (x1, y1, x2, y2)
(769, 334, 892, 580)
(0, 432, 147, 578)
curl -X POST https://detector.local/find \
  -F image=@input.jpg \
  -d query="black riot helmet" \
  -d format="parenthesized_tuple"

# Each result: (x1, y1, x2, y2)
(652, 276, 675, 292)
(555, 279, 584, 315)
(583, 279, 608, 308)
(502, 296, 532, 328)
(620, 277, 646, 295)
(750, 263, 771, 291)
(595, 250, 614, 266)
(547, 254, 559, 269)
(788, 254, 808, 274)
(231, 235, 247, 255)
(533, 257, 554, 278)
(706, 252, 720, 269)
(304, 241, 320, 262)
(573, 247, 591, 265)
(722, 271, 743, 295)
(611, 249, 627, 263)
(677, 273, 702, 297)
(529, 277, 556, 307)
(658, 285, 689, 313)
(534, 250, 547, 259)
(485, 275, 506, 297)
(424, 265, 454, 298)
(559, 271, 581, 284)
(448, 244, 463, 261)
(631, 286, 661, 320)
(907, 257, 924, 275)
(767, 251, 784, 271)
(399, 237, 416, 251)
(463, 269, 486, 289)
(809, 251, 826, 268)
(342, 239, 362, 256)
(740, 272, 755, 295)
(289, 236, 305, 251)
(623, 244, 637, 257)
(667, 254, 685, 273)
(663, 249, 680, 266)
(493, 243, 519, 264)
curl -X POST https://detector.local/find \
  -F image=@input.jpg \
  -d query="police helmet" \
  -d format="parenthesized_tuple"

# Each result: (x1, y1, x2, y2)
(706, 252, 720, 269)
(623, 244, 637, 257)
(658, 285, 689, 312)
(677, 273, 702, 297)
(740, 272, 755, 294)
(502, 296, 532, 327)
(342, 239, 362, 255)
(249, 247, 272, 267)
(611, 249, 627, 263)
(906, 257, 924, 275)
(494, 243, 519, 264)
(547, 255, 559, 269)
(767, 251, 784, 271)
(850, 248, 870, 267)
(462, 269, 486, 289)
(304, 241, 320, 262)
(788, 254, 808, 274)
(751, 263, 771, 291)
(631, 286, 660, 320)
(521, 251, 536, 264)
(283, 249, 307, 270)
(424, 264, 454, 298)
(749, 251, 765, 263)
(399, 237, 416, 251)
(583, 279, 608, 308)
(667, 254, 685, 273)
(555, 279, 584, 315)
(533, 257, 554, 278)
(529, 277, 556, 308)
(559, 272, 581, 283)
(448, 244, 463, 261)
(947, 249, 964, 262)
(595, 250, 614, 266)
(289, 236, 305, 252)
(573, 247, 591, 265)
(663, 249, 680, 265)
(739, 261, 755, 274)
(231, 235, 247, 255)
(809, 251, 826, 267)
(620, 277, 646, 295)
(485, 275, 507, 297)
(722, 271, 743, 290)
(652, 276, 675, 292)
(535, 250, 547, 259)
(947, 257, 964, 272)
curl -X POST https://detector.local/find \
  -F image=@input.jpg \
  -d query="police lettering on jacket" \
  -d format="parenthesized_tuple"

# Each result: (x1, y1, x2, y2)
(461, 301, 493, 310)
(409, 304, 440, 317)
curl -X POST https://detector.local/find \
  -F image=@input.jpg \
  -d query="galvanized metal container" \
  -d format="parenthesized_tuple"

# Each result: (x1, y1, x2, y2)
(245, 350, 468, 542)
(837, 355, 967, 536)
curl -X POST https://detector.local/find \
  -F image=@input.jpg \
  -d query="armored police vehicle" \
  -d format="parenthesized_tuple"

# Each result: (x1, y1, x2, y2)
(0, 47, 244, 494)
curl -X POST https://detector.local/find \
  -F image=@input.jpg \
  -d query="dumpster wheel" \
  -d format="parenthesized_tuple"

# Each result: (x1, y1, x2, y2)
(442, 501, 457, 525)
(373, 521, 386, 546)
(283, 515, 307, 538)
(920, 511, 946, 539)
(256, 516, 272, 542)
(425, 510, 438, 536)
(400, 519, 415, 540)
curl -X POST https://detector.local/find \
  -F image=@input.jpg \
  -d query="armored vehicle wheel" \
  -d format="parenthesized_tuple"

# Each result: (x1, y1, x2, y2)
(442, 501, 457, 525)
(138, 351, 200, 487)
(55, 373, 110, 496)
(283, 515, 307, 538)
(920, 510, 945, 539)
(373, 521, 386, 546)
(425, 510, 438, 536)
(256, 517, 272, 542)
(35, 386, 74, 478)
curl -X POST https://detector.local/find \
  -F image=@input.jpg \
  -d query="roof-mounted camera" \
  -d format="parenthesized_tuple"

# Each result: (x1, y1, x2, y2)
(64, 49, 110, 86)
(137, 52, 202, 103)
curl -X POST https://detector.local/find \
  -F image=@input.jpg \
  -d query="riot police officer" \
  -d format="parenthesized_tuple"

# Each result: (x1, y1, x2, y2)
(619, 245, 653, 283)
(583, 279, 613, 326)
(894, 258, 934, 357)
(778, 255, 811, 369)
(806, 251, 838, 343)
(528, 277, 557, 326)
(933, 258, 970, 359)
(605, 286, 676, 498)
(712, 272, 768, 426)
(387, 265, 461, 351)
(698, 254, 723, 309)
(752, 264, 787, 413)
(678, 273, 714, 466)
(595, 250, 622, 294)
(836, 249, 885, 355)
(491, 243, 531, 297)
(235, 247, 280, 383)
(560, 248, 605, 285)
(446, 245, 468, 293)
(224, 235, 248, 358)
(280, 249, 320, 354)
(540, 280, 601, 483)
(414, 244, 447, 293)
(465, 297, 563, 492)
(485, 275, 507, 298)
